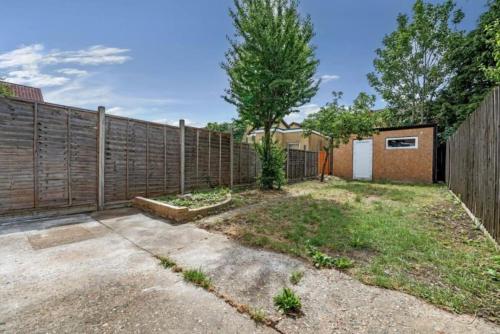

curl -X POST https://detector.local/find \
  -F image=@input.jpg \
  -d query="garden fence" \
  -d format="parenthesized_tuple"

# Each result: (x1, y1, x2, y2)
(446, 86, 500, 242)
(0, 96, 318, 218)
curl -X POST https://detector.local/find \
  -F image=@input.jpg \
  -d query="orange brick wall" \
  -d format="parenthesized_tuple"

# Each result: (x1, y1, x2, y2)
(333, 126, 435, 183)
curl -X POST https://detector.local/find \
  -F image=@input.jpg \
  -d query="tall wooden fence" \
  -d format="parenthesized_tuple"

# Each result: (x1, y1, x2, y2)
(446, 87, 500, 242)
(286, 148, 318, 182)
(0, 96, 318, 218)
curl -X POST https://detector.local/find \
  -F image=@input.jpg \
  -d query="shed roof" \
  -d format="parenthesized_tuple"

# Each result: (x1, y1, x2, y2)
(0, 81, 44, 102)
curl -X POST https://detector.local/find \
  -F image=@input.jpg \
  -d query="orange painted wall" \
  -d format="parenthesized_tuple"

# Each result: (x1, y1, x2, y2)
(333, 126, 435, 183)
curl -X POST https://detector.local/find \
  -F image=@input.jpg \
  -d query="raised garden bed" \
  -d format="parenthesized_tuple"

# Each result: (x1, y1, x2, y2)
(133, 188, 232, 222)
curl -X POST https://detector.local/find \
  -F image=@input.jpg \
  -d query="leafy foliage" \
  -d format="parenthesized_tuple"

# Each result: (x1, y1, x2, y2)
(255, 140, 286, 190)
(273, 287, 302, 314)
(483, 19, 500, 83)
(302, 91, 378, 181)
(368, 0, 464, 125)
(432, 0, 500, 141)
(306, 242, 354, 269)
(0, 83, 12, 97)
(206, 119, 248, 143)
(223, 0, 319, 189)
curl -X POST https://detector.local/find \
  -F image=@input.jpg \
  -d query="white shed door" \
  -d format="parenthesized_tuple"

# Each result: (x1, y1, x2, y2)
(353, 139, 373, 180)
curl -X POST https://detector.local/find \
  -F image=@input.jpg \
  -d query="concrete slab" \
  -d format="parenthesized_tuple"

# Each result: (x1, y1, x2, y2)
(0, 215, 273, 334)
(94, 208, 500, 334)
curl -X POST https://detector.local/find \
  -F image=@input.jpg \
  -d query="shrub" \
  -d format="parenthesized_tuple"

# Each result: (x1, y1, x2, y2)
(183, 268, 212, 289)
(273, 287, 302, 314)
(290, 270, 304, 285)
(255, 141, 286, 190)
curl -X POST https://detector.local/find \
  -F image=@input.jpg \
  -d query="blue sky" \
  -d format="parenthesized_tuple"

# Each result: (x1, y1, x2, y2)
(0, 0, 488, 126)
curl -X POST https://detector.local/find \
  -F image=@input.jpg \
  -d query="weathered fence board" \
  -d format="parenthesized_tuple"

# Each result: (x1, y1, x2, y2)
(447, 87, 500, 242)
(0, 96, 320, 218)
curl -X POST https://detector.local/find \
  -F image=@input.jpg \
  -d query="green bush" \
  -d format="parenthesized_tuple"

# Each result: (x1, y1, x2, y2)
(273, 287, 302, 314)
(255, 141, 286, 190)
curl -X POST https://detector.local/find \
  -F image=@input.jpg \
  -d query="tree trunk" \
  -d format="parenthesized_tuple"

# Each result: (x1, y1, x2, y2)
(261, 125, 273, 189)
(320, 141, 333, 182)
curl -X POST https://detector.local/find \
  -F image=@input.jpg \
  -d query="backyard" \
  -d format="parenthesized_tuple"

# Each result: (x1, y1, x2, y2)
(201, 179, 500, 323)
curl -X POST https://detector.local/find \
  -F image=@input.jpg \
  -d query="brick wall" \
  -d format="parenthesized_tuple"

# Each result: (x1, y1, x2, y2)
(333, 126, 435, 183)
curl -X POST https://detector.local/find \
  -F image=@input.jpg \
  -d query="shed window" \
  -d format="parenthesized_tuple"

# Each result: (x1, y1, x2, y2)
(287, 143, 300, 150)
(385, 137, 418, 149)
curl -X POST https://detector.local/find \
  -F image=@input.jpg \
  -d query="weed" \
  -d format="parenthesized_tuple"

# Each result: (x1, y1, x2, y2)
(183, 268, 212, 289)
(354, 194, 362, 203)
(249, 308, 267, 323)
(334, 257, 354, 269)
(155, 255, 176, 268)
(273, 287, 302, 315)
(156, 188, 230, 208)
(290, 270, 304, 285)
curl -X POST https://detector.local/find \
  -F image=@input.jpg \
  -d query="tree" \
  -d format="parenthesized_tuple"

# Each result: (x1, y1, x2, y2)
(431, 0, 499, 140)
(367, 0, 464, 125)
(223, 0, 319, 189)
(302, 92, 378, 182)
(483, 19, 500, 83)
(205, 119, 248, 142)
(0, 80, 12, 97)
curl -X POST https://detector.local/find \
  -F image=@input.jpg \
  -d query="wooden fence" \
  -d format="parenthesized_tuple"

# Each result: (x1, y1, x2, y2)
(0, 96, 318, 218)
(446, 86, 500, 242)
(286, 148, 318, 182)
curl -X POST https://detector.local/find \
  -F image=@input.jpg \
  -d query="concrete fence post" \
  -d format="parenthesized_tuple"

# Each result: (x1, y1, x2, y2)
(179, 119, 185, 194)
(97, 106, 106, 210)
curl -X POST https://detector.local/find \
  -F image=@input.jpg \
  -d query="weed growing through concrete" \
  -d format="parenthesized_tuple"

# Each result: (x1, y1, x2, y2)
(289, 270, 304, 285)
(273, 287, 302, 315)
(249, 308, 267, 323)
(183, 268, 212, 289)
(155, 255, 176, 268)
(306, 242, 354, 270)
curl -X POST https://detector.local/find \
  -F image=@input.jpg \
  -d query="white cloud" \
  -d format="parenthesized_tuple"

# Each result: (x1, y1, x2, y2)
(285, 103, 321, 123)
(57, 68, 88, 77)
(0, 44, 130, 87)
(319, 74, 340, 84)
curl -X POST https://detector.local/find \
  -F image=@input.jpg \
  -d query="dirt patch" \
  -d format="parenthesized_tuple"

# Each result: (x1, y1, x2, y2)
(27, 225, 95, 250)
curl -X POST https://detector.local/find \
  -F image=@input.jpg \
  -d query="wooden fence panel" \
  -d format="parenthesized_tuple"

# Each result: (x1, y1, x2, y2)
(127, 121, 148, 198)
(147, 124, 165, 197)
(70, 109, 98, 206)
(104, 116, 127, 203)
(447, 86, 500, 242)
(0, 99, 35, 212)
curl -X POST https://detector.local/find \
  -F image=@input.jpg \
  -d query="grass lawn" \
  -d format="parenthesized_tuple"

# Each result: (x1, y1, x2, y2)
(204, 179, 500, 323)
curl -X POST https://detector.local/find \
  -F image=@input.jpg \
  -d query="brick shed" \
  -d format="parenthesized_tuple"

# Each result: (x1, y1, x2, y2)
(333, 124, 436, 183)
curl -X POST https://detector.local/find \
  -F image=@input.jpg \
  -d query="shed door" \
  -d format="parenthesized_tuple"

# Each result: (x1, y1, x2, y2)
(353, 139, 373, 180)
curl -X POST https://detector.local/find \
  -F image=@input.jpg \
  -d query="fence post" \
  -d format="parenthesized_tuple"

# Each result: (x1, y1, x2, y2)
(179, 119, 185, 194)
(97, 106, 106, 210)
(230, 128, 234, 188)
(286, 146, 290, 181)
(33, 102, 39, 208)
(304, 149, 307, 180)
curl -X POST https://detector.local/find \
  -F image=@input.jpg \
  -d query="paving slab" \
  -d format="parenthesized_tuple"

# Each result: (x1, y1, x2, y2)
(94, 208, 500, 334)
(0, 215, 273, 334)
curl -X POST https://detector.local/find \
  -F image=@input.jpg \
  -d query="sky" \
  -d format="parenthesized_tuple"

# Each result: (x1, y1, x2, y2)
(0, 0, 489, 127)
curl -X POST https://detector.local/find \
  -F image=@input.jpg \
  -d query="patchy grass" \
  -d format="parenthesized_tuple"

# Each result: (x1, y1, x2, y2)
(183, 268, 212, 289)
(155, 188, 230, 208)
(155, 255, 176, 268)
(205, 179, 500, 323)
(273, 287, 302, 315)
(290, 270, 304, 285)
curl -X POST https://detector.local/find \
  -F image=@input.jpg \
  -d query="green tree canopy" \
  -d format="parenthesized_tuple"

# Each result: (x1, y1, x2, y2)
(302, 92, 378, 181)
(367, 0, 464, 126)
(205, 119, 248, 142)
(431, 0, 500, 140)
(223, 0, 320, 189)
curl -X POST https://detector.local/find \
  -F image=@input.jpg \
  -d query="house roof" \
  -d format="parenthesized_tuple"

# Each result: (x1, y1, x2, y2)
(0, 81, 44, 102)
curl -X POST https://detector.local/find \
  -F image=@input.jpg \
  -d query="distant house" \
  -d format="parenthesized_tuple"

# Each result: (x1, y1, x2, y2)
(246, 120, 329, 152)
(0, 81, 44, 102)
